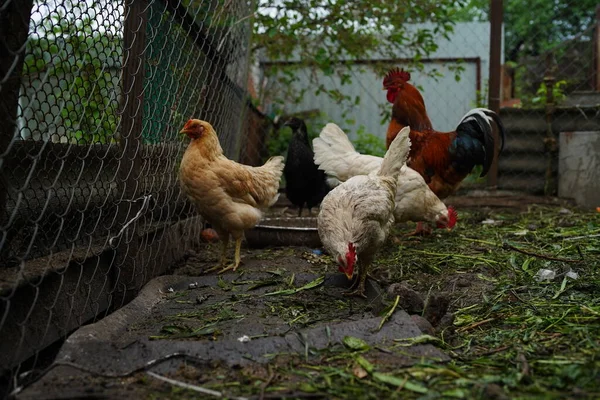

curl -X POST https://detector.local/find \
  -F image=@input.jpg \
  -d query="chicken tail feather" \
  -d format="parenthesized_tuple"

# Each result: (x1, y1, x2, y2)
(313, 123, 384, 184)
(378, 126, 411, 178)
(313, 123, 358, 185)
(314, 123, 357, 154)
(455, 108, 506, 177)
(264, 155, 285, 170)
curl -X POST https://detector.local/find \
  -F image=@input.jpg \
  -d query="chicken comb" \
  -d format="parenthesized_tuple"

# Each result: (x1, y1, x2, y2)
(183, 119, 194, 130)
(447, 206, 458, 229)
(347, 242, 356, 255)
(383, 68, 411, 88)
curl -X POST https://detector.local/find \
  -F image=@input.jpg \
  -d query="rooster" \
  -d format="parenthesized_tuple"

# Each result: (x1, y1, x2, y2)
(179, 119, 284, 273)
(383, 68, 506, 200)
(282, 117, 330, 216)
(313, 123, 456, 231)
(318, 127, 411, 298)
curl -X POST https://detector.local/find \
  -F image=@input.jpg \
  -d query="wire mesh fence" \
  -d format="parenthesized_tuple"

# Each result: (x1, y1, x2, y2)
(501, 20, 600, 195)
(258, 5, 600, 196)
(1, 0, 599, 396)
(0, 0, 259, 393)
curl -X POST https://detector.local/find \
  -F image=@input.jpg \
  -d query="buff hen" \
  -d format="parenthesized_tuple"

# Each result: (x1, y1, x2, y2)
(179, 119, 284, 273)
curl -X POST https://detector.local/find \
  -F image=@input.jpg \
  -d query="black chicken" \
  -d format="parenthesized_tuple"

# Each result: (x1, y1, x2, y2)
(282, 117, 330, 216)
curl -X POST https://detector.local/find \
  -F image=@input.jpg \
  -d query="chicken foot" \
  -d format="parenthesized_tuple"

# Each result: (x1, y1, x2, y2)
(216, 237, 243, 274)
(344, 267, 368, 299)
(203, 235, 230, 273)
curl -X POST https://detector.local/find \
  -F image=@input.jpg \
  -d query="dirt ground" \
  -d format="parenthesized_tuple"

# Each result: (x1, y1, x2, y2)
(15, 195, 600, 399)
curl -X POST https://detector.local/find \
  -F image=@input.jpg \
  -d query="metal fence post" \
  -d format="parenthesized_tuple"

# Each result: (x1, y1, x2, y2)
(487, 0, 503, 189)
(0, 0, 34, 266)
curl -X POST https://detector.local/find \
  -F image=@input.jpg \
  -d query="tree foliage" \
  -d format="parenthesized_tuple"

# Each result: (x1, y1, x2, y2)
(23, 0, 120, 144)
(253, 0, 468, 115)
(454, 0, 598, 61)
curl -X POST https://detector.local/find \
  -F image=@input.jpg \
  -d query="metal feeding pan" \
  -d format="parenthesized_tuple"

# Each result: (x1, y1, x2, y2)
(246, 217, 321, 248)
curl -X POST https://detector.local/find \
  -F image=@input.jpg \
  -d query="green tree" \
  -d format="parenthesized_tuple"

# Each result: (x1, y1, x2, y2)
(454, 0, 598, 61)
(253, 0, 468, 114)
(22, 0, 120, 144)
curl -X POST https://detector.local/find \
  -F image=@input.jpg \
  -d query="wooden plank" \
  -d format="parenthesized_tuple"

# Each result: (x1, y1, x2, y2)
(0, 0, 35, 267)
(595, 5, 600, 91)
(113, 0, 149, 305)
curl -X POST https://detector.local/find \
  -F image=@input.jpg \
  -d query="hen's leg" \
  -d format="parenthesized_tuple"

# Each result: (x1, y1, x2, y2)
(204, 235, 229, 273)
(404, 222, 433, 237)
(344, 267, 368, 299)
(218, 237, 243, 274)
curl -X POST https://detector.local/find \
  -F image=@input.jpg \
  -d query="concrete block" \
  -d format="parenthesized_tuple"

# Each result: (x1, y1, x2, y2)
(558, 131, 600, 209)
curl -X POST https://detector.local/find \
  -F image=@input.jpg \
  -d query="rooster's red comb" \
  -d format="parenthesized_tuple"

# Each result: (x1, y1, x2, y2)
(383, 68, 411, 88)
(447, 206, 458, 229)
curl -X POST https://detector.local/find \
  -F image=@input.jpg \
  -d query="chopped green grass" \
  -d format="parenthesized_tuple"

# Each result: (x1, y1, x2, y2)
(140, 205, 600, 399)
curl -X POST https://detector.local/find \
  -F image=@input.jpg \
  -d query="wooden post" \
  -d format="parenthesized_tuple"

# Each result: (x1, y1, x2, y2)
(0, 0, 35, 267)
(487, 0, 503, 189)
(543, 54, 558, 196)
(594, 5, 600, 91)
(113, 0, 148, 305)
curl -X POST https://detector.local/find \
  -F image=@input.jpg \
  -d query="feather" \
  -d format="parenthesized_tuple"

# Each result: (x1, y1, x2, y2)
(378, 126, 411, 178)
(455, 108, 506, 177)
(313, 123, 383, 182)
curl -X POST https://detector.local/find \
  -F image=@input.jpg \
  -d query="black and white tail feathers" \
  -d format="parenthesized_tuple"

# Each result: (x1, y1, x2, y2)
(454, 108, 506, 177)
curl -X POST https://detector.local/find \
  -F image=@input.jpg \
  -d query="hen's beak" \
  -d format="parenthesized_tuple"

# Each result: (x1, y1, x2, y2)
(344, 270, 353, 280)
(179, 128, 188, 135)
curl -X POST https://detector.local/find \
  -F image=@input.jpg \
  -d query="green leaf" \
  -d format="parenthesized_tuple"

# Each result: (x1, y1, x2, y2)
(314, 47, 328, 64)
(372, 372, 428, 393)
(342, 336, 370, 351)
(521, 257, 534, 272)
(298, 383, 318, 393)
(552, 276, 569, 299)
(264, 276, 324, 296)
(355, 355, 374, 373)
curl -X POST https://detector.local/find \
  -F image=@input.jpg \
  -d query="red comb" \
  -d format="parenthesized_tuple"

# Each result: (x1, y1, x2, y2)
(183, 119, 194, 129)
(447, 206, 458, 229)
(348, 242, 356, 254)
(383, 68, 411, 87)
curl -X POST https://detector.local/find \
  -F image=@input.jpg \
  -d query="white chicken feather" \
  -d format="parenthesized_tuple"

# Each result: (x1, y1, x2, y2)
(317, 127, 411, 298)
(313, 123, 453, 229)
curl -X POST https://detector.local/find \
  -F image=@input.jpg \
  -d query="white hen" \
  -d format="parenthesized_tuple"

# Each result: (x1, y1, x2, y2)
(313, 123, 456, 230)
(318, 127, 410, 298)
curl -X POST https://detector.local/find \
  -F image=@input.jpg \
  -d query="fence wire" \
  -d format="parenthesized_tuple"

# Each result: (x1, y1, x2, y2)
(502, 22, 600, 195)
(0, 0, 256, 394)
(259, 5, 600, 196)
(1, 0, 599, 396)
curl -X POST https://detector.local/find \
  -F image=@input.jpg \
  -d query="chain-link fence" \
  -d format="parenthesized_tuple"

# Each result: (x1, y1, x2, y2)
(501, 16, 600, 195)
(0, 0, 260, 394)
(1, 0, 600, 396)
(259, 5, 600, 196)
